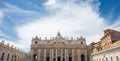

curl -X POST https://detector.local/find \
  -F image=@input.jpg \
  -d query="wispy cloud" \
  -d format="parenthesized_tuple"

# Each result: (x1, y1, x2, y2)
(0, 31, 11, 39)
(109, 17, 120, 30)
(15, 0, 108, 52)
(2, 2, 40, 14)
(28, 2, 43, 10)
(0, 11, 3, 23)
(0, 2, 41, 25)
(0, 11, 8, 39)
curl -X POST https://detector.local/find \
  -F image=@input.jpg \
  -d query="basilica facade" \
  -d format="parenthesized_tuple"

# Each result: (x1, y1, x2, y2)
(30, 32, 88, 61)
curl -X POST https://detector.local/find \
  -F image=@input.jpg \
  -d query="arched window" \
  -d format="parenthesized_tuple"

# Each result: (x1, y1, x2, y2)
(81, 54, 85, 61)
(1, 52, 5, 60)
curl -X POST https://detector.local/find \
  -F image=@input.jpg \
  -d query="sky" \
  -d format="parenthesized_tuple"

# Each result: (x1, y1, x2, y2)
(0, 0, 120, 52)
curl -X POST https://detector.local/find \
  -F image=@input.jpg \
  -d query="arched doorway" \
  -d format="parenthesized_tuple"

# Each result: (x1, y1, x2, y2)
(57, 56, 61, 61)
(46, 56, 50, 61)
(69, 57, 72, 61)
(33, 54, 37, 61)
(81, 54, 85, 61)
(63, 58, 65, 61)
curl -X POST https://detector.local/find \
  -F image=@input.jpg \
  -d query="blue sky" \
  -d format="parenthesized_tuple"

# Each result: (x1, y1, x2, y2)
(0, 0, 120, 52)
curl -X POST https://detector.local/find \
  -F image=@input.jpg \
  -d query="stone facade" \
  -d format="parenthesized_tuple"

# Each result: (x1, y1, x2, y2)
(30, 32, 88, 61)
(91, 29, 120, 61)
(1, 29, 120, 61)
(0, 41, 29, 61)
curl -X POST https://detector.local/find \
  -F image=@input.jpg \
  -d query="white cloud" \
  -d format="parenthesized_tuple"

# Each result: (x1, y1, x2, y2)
(44, 0, 59, 9)
(15, 0, 108, 52)
(0, 11, 3, 23)
(44, 0, 56, 6)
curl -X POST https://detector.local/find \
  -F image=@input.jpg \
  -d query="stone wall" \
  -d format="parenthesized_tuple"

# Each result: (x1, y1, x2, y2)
(91, 29, 120, 61)
(0, 40, 29, 61)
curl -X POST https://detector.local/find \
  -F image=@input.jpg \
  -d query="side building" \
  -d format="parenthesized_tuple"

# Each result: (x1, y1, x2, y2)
(91, 29, 120, 61)
(0, 41, 29, 61)
(30, 32, 89, 61)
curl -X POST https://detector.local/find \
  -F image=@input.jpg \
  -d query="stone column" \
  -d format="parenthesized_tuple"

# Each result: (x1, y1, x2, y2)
(85, 50, 87, 61)
(31, 49, 33, 61)
(66, 49, 68, 61)
(51, 49, 53, 61)
(4, 52, 7, 61)
(9, 54, 12, 61)
(0, 52, 2, 60)
(18, 56, 19, 61)
(38, 49, 40, 61)
(65, 49, 67, 61)
(72, 49, 74, 61)
(50, 49, 52, 61)
(61, 49, 63, 61)
(77, 49, 80, 61)
(74, 49, 77, 61)
(16, 54, 17, 61)
(80, 49, 82, 61)
(56, 49, 57, 61)
(44, 49, 46, 61)
(0, 50, 1, 56)
(41, 49, 44, 61)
